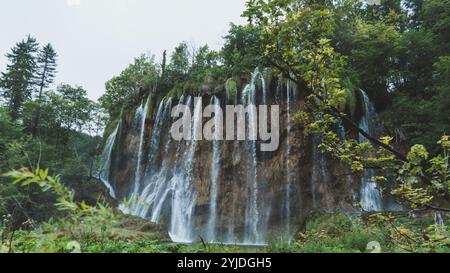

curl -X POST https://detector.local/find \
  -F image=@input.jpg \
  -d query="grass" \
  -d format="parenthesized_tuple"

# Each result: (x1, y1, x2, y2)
(3, 211, 448, 253)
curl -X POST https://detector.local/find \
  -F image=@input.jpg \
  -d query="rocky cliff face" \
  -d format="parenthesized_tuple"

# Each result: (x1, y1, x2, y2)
(100, 72, 371, 244)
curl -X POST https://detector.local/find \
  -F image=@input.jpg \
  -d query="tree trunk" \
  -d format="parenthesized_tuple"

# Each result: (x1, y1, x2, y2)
(32, 62, 47, 137)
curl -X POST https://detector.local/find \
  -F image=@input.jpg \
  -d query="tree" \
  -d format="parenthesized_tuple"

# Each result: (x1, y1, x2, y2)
(349, 21, 403, 109)
(189, 45, 220, 79)
(221, 23, 263, 76)
(32, 44, 57, 136)
(422, 0, 450, 50)
(161, 50, 167, 80)
(99, 54, 158, 120)
(0, 107, 27, 171)
(403, 0, 426, 28)
(55, 84, 93, 133)
(244, 0, 449, 250)
(192, 45, 211, 71)
(374, 0, 450, 150)
(0, 36, 39, 120)
(167, 42, 190, 81)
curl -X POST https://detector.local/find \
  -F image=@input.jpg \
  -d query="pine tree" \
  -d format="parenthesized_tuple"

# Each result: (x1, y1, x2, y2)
(36, 44, 57, 100)
(161, 50, 167, 80)
(0, 36, 39, 120)
(33, 43, 57, 136)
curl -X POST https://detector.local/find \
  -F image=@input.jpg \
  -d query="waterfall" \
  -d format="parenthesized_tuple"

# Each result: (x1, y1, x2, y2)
(142, 97, 184, 222)
(310, 138, 320, 208)
(124, 96, 195, 242)
(310, 118, 332, 209)
(242, 70, 262, 244)
(206, 96, 221, 242)
(169, 96, 202, 242)
(124, 96, 199, 242)
(226, 200, 237, 243)
(359, 90, 383, 211)
(434, 212, 445, 228)
(285, 79, 292, 237)
(109, 69, 382, 245)
(118, 96, 151, 214)
(145, 100, 167, 174)
(336, 119, 346, 139)
(98, 124, 119, 199)
(336, 119, 359, 205)
(261, 69, 267, 105)
(130, 96, 151, 206)
(131, 99, 166, 217)
(144, 98, 174, 214)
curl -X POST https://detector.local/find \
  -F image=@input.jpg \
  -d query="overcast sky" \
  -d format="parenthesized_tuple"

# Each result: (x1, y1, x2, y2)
(0, 0, 247, 101)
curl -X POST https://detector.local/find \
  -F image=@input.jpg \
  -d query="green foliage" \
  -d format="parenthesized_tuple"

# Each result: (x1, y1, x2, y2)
(157, 42, 226, 98)
(349, 20, 402, 108)
(96, 12, 271, 105)
(225, 78, 238, 102)
(167, 42, 190, 81)
(33, 44, 58, 136)
(393, 136, 450, 209)
(51, 84, 96, 131)
(291, 211, 441, 253)
(244, 0, 449, 252)
(383, 54, 450, 150)
(0, 108, 26, 170)
(36, 43, 57, 94)
(344, 86, 357, 117)
(222, 23, 264, 76)
(8, 214, 171, 253)
(422, 0, 450, 48)
(99, 54, 158, 120)
(369, 212, 450, 253)
(0, 36, 39, 120)
(0, 80, 103, 226)
(245, 0, 345, 89)
(266, 212, 394, 253)
(4, 168, 85, 215)
(0, 168, 172, 253)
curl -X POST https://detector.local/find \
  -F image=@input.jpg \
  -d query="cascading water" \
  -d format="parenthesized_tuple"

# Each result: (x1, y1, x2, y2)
(359, 90, 383, 211)
(242, 70, 263, 244)
(131, 99, 166, 217)
(336, 119, 359, 205)
(139, 97, 185, 223)
(169, 96, 202, 242)
(310, 138, 326, 208)
(100, 69, 388, 245)
(261, 68, 267, 105)
(310, 113, 333, 209)
(98, 124, 119, 199)
(205, 96, 221, 242)
(145, 100, 167, 174)
(146, 99, 176, 221)
(285, 79, 292, 236)
(119, 97, 151, 214)
(121, 96, 198, 242)
(434, 212, 445, 228)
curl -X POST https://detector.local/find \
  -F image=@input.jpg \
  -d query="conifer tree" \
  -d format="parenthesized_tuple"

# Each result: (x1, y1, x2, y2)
(161, 50, 167, 79)
(33, 43, 57, 135)
(0, 36, 39, 120)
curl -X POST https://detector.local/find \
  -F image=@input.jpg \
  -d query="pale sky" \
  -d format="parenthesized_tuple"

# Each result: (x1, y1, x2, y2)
(0, 0, 247, 101)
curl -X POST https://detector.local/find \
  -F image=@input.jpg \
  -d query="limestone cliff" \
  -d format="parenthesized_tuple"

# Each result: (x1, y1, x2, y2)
(100, 73, 383, 244)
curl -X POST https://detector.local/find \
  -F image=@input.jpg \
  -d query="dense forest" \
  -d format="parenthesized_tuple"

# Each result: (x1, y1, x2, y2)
(0, 0, 449, 253)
